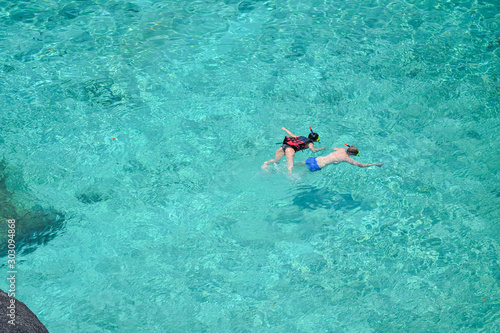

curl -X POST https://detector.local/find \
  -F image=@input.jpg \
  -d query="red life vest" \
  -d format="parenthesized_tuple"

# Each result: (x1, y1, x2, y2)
(282, 136, 312, 151)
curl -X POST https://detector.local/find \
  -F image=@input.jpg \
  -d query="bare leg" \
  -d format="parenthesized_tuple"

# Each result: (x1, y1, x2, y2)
(262, 147, 285, 170)
(284, 148, 295, 174)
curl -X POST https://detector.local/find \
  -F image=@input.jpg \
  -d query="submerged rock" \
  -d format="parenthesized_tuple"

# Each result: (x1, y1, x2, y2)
(292, 186, 370, 211)
(76, 191, 106, 204)
(0, 288, 49, 333)
(0, 160, 65, 256)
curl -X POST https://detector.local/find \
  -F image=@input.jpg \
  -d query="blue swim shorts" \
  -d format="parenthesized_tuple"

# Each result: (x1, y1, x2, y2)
(305, 157, 321, 172)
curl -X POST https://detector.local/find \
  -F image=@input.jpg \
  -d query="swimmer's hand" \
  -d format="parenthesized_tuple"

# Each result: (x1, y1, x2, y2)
(375, 163, 384, 167)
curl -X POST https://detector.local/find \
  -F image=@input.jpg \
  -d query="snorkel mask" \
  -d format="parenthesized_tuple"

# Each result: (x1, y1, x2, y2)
(308, 126, 320, 142)
(344, 143, 360, 156)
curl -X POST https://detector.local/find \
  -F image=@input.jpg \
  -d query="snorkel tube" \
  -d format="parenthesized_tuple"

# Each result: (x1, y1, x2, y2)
(344, 143, 360, 156)
(309, 126, 320, 143)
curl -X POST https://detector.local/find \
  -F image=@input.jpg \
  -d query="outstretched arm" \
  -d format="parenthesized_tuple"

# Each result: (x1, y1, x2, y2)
(308, 143, 326, 153)
(347, 158, 384, 168)
(281, 127, 297, 137)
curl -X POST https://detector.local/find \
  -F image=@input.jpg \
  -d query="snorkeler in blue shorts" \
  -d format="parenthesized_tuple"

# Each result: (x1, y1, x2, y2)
(305, 157, 322, 172)
(303, 144, 384, 171)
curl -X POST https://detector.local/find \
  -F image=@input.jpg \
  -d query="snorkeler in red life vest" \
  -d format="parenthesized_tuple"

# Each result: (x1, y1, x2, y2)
(262, 127, 325, 174)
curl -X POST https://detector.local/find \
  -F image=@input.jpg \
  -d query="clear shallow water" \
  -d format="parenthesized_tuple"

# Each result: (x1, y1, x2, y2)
(0, 0, 499, 331)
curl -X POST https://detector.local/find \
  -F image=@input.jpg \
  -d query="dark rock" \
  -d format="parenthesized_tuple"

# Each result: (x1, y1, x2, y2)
(0, 289, 48, 332)
(238, 1, 255, 12)
(465, 130, 481, 140)
(77, 192, 104, 204)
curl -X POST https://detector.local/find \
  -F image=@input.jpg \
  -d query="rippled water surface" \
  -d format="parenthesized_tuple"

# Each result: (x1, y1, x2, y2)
(0, 0, 499, 332)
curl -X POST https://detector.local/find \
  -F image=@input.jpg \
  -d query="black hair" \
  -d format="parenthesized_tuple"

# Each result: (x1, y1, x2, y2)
(308, 132, 319, 142)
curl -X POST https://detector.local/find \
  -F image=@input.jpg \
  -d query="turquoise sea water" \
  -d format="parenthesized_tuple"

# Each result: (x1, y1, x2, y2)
(0, 0, 499, 331)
